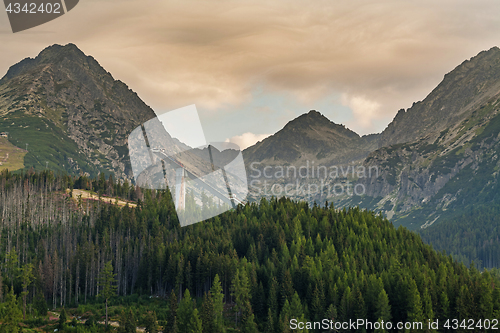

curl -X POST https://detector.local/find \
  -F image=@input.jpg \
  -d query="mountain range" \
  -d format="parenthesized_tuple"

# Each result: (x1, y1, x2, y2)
(1, 44, 500, 243)
(243, 46, 500, 233)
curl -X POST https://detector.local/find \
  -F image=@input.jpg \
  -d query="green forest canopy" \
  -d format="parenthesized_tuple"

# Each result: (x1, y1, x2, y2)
(0, 170, 499, 332)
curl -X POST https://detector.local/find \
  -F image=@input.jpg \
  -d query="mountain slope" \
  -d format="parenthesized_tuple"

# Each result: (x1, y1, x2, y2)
(332, 47, 500, 231)
(243, 47, 500, 237)
(243, 110, 379, 168)
(0, 43, 156, 178)
(379, 46, 500, 148)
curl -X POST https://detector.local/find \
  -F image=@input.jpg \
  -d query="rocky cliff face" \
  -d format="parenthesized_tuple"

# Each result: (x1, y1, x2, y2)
(243, 47, 500, 229)
(332, 47, 500, 229)
(359, 97, 500, 228)
(0, 44, 156, 178)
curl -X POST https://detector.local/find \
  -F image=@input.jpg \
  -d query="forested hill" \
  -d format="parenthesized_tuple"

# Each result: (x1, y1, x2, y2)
(0, 170, 499, 332)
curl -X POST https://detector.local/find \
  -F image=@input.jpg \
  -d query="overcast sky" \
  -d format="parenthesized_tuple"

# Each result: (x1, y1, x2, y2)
(1, 0, 499, 149)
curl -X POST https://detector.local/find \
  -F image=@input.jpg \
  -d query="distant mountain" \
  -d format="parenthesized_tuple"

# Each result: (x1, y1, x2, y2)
(243, 47, 500, 236)
(0, 43, 156, 178)
(349, 47, 500, 229)
(243, 110, 380, 168)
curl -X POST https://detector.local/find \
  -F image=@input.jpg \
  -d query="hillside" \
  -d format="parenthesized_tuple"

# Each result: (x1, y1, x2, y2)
(0, 171, 499, 332)
(0, 44, 156, 178)
(0, 136, 26, 171)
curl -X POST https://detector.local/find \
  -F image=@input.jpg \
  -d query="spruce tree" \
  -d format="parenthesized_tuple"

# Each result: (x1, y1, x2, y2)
(19, 263, 34, 321)
(33, 292, 48, 317)
(178, 289, 196, 333)
(144, 311, 159, 333)
(210, 274, 225, 332)
(264, 308, 274, 333)
(167, 291, 179, 333)
(201, 292, 215, 333)
(59, 308, 67, 330)
(190, 308, 203, 333)
(375, 289, 392, 323)
(0, 288, 22, 333)
(406, 280, 424, 332)
(98, 261, 117, 328)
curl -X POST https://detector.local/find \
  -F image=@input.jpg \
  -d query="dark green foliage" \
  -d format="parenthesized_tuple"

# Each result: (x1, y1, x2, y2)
(98, 261, 117, 327)
(144, 311, 159, 333)
(33, 292, 48, 316)
(59, 308, 67, 329)
(177, 290, 202, 333)
(0, 171, 498, 331)
(0, 288, 22, 333)
(420, 205, 500, 269)
(118, 309, 137, 333)
(166, 292, 179, 333)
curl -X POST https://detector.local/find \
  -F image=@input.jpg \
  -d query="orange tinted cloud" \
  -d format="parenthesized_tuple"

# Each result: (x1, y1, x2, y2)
(0, 0, 499, 134)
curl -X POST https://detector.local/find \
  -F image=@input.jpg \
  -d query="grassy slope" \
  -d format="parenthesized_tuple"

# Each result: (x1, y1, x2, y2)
(0, 136, 26, 171)
(0, 111, 103, 176)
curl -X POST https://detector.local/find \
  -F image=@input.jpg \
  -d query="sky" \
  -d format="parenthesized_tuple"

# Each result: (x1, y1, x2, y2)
(0, 0, 499, 149)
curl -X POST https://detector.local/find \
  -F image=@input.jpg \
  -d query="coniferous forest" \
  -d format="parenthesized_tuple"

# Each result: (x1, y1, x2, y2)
(419, 205, 500, 269)
(0, 170, 499, 333)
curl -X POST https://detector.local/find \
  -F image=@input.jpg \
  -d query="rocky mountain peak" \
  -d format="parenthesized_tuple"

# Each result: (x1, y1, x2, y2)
(284, 110, 359, 139)
(379, 45, 500, 148)
(0, 44, 156, 178)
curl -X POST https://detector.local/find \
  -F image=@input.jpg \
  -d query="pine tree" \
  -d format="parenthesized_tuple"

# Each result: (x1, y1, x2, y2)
(374, 318, 388, 333)
(201, 292, 215, 333)
(231, 268, 257, 332)
(59, 308, 67, 329)
(0, 287, 22, 333)
(456, 285, 473, 321)
(493, 286, 500, 318)
(437, 290, 449, 320)
(339, 286, 353, 322)
(478, 274, 493, 319)
(210, 274, 225, 332)
(278, 300, 291, 333)
(375, 289, 392, 323)
(33, 292, 48, 317)
(5, 250, 18, 289)
(98, 261, 117, 327)
(325, 303, 337, 322)
(310, 284, 324, 321)
(406, 280, 424, 332)
(264, 308, 274, 333)
(119, 309, 137, 333)
(353, 286, 367, 332)
(190, 308, 203, 333)
(422, 288, 435, 327)
(19, 263, 34, 321)
(268, 277, 279, 317)
(280, 270, 294, 306)
(144, 311, 159, 333)
(167, 291, 179, 333)
(178, 289, 195, 333)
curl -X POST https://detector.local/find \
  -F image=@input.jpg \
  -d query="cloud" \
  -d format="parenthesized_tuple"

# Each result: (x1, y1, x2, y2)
(341, 93, 381, 133)
(0, 0, 499, 135)
(225, 132, 271, 150)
